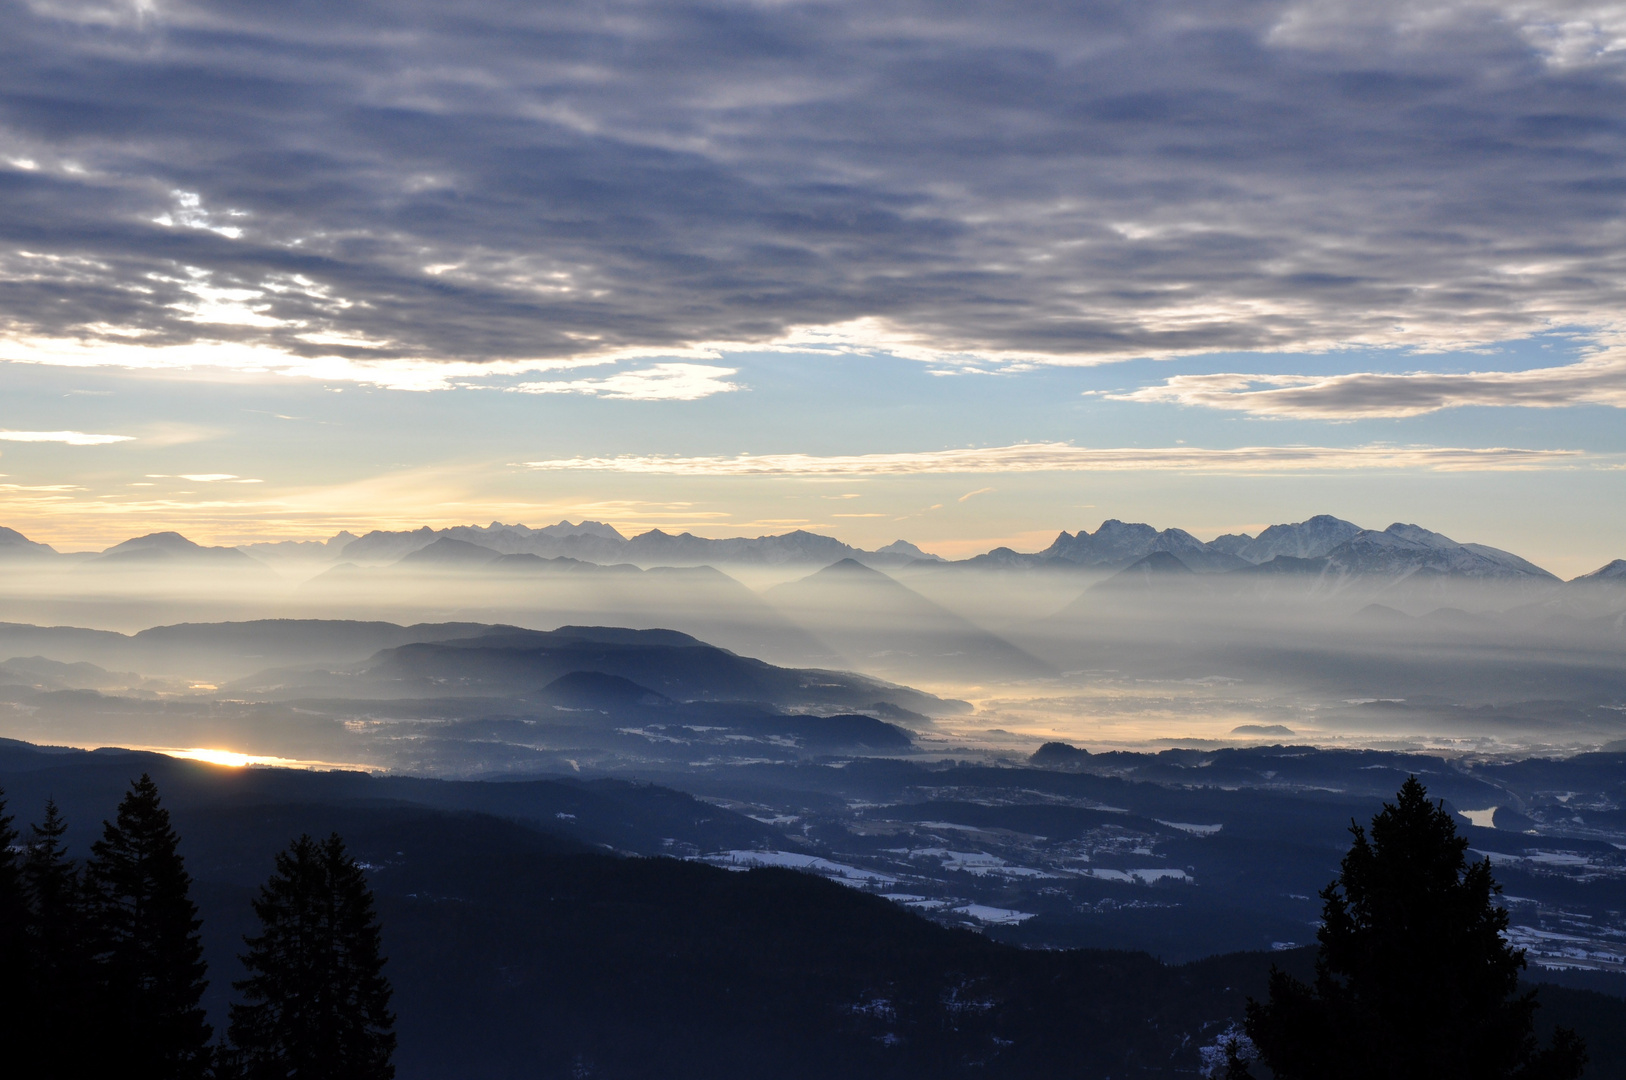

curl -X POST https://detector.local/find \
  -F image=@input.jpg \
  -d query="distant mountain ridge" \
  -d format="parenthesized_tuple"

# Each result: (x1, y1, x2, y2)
(962, 514, 1570, 584)
(94, 530, 263, 567)
(1573, 559, 1626, 584)
(1034, 520, 1247, 573)
(1, 516, 1616, 584)
(317, 513, 1582, 582)
(312, 520, 944, 568)
(0, 525, 56, 558)
(1080, 521, 1566, 600)
(1211, 514, 1364, 563)
(1319, 524, 1558, 582)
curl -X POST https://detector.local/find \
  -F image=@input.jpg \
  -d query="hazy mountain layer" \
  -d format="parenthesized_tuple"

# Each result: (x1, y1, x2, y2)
(0, 619, 967, 774)
(300, 557, 837, 667)
(16, 513, 1608, 583)
(269, 625, 960, 714)
(0, 517, 1618, 754)
(762, 559, 1054, 684)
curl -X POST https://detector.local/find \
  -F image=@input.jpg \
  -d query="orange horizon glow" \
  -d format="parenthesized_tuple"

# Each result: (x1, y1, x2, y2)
(48, 744, 376, 772)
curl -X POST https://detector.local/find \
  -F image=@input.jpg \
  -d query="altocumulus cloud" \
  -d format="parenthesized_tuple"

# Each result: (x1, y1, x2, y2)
(3, 0, 1626, 383)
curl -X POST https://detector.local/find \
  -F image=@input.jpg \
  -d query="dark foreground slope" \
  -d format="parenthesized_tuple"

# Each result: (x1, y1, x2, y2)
(2, 741, 1619, 1079)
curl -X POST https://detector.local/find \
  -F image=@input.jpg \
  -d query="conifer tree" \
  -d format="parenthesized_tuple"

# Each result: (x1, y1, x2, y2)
(1234, 776, 1586, 1080)
(22, 798, 98, 1077)
(0, 788, 20, 925)
(26, 800, 86, 980)
(229, 833, 396, 1080)
(0, 788, 26, 1055)
(86, 773, 213, 1080)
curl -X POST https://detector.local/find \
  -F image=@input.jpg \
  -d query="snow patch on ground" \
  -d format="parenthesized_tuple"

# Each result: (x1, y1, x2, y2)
(1156, 820, 1223, 836)
(913, 820, 1045, 841)
(1082, 868, 1191, 885)
(694, 850, 899, 886)
(1474, 848, 1593, 868)
(908, 848, 1056, 879)
(1506, 924, 1626, 969)
(953, 904, 1036, 925)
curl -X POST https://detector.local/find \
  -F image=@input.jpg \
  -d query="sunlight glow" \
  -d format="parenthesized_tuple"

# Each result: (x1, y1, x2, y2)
(168, 747, 282, 767)
(73, 744, 375, 771)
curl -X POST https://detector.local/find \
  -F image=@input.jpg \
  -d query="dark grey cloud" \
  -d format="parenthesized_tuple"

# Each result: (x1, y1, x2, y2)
(2, 0, 1626, 375)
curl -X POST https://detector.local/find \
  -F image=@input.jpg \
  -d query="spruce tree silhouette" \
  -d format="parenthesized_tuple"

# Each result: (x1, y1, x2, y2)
(87, 774, 213, 1080)
(229, 833, 396, 1080)
(0, 789, 25, 1057)
(23, 798, 98, 1075)
(1232, 776, 1586, 1080)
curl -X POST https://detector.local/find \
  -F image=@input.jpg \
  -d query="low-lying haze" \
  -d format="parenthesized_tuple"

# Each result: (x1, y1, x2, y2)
(0, 512, 1620, 765)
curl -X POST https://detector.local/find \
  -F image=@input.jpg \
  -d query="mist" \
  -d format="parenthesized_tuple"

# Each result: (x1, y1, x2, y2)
(0, 515, 1620, 775)
(6, 514, 1626, 1010)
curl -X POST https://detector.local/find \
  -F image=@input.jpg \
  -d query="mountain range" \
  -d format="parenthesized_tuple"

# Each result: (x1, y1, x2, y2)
(977, 515, 1568, 587)
(1073, 521, 1571, 603)
(260, 521, 945, 569)
(1, 514, 1616, 583)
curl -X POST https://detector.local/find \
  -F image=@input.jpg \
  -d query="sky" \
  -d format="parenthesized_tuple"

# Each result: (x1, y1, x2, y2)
(2, 0, 1625, 576)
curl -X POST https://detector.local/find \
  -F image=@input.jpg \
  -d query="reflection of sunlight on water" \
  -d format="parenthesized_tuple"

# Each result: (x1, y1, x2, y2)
(918, 675, 1572, 758)
(923, 676, 1310, 752)
(169, 747, 288, 767)
(159, 747, 373, 770)
(54, 744, 375, 771)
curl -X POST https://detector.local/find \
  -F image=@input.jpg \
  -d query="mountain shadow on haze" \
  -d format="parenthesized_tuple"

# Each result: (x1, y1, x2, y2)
(1089, 550, 1196, 592)
(304, 556, 842, 669)
(764, 559, 1055, 683)
(395, 537, 503, 565)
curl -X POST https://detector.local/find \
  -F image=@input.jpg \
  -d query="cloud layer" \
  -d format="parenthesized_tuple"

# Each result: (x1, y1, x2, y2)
(519, 443, 1588, 475)
(1113, 352, 1626, 416)
(0, 429, 133, 445)
(4, 0, 1626, 380)
(509, 363, 739, 401)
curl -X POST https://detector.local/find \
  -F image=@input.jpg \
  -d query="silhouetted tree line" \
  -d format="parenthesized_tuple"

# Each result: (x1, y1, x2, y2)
(3, 772, 1606, 1079)
(1229, 776, 1588, 1080)
(0, 775, 395, 1079)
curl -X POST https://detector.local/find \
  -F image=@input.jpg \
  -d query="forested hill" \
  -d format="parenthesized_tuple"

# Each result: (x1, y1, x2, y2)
(3, 741, 1623, 1078)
